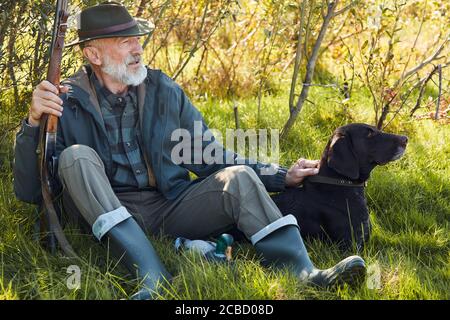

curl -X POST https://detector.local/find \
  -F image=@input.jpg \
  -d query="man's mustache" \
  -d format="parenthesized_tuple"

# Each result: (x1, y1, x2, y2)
(125, 54, 142, 65)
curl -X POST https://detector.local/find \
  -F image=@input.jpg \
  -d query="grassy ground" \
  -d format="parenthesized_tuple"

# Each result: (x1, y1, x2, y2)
(0, 84, 448, 300)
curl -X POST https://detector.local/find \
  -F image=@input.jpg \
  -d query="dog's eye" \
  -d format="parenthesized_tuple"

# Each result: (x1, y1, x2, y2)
(367, 130, 377, 138)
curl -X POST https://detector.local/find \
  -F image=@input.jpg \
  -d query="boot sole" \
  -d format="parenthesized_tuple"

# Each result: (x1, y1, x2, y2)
(327, 256, 367, 289)
(308, 256, 367, 289)
(332, 262, 366, 289)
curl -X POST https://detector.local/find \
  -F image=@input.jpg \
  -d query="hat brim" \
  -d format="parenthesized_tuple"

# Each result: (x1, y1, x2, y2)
(66, 18, 154, 48)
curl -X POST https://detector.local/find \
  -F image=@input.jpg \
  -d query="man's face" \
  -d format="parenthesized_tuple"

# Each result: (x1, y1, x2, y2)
(88, 36, 147, 86)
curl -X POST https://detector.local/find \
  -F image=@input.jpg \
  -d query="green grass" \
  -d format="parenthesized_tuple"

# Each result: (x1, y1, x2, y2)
(0, 85, 449, 300)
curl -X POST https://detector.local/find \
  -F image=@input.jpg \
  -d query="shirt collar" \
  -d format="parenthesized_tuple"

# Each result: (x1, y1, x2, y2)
(90, 72, 137, 109)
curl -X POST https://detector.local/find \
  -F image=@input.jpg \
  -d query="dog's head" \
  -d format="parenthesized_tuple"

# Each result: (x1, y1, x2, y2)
(321, 123, 408, 181)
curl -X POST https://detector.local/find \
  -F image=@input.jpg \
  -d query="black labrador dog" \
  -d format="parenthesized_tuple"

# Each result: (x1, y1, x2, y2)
(271, 123, 408, 251)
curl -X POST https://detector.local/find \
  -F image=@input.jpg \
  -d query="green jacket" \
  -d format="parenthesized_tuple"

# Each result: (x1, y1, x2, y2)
(13, 65, 288, 204)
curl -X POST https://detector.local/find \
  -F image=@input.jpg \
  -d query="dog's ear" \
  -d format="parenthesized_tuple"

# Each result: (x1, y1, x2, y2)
(327, 133, 360, 180)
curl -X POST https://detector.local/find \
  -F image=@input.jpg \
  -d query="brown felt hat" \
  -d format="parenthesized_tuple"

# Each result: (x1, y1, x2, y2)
(66, 2, 154, 47)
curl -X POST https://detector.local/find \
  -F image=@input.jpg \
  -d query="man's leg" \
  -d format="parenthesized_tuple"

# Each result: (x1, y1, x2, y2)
(58, 144, 170, 299)
(159, 165, 283, 239)
(156, 165, 366, 288)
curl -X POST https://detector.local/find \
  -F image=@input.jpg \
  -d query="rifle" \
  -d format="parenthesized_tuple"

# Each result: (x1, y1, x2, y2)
(37, 0, 78, 258)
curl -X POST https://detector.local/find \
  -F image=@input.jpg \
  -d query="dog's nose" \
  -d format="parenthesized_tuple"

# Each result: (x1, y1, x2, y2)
(399, 135, 408, 147)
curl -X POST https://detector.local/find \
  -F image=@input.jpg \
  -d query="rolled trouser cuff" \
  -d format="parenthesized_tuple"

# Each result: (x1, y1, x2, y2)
(250, 214, 299, 245)
(92, 206, 132, 241)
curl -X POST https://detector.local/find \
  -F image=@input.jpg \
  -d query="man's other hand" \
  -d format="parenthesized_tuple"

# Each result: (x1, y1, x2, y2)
(285, 158, 320, 187)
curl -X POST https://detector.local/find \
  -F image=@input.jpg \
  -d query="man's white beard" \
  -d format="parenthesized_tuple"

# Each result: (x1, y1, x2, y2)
(101, 54, 147, 86)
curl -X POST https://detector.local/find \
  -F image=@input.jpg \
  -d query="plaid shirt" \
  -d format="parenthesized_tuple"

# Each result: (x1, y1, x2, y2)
(91, 74, 150, 192)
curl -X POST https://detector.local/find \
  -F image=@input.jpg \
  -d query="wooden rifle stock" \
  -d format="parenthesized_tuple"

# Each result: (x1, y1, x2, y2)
(38, 0, 78, 258)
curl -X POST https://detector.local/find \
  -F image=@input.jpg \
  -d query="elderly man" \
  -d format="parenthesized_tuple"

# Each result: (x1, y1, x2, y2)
(13, 2, 366, 299)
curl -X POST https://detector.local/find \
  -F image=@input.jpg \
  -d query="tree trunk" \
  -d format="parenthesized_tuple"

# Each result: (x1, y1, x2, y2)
(281, 1, 338, 141)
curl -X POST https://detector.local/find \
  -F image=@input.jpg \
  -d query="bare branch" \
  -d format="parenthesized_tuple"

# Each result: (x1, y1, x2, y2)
(399, 0, 427, 82)
(142, 0, 172, 50)
(281, 0, 340, 140)
(135, 0, 147, 18)
(332, 0, 359, 18)
(173, 0, 214, 80)
(289, 0, 307, 113)
(394, 33, 449, 88)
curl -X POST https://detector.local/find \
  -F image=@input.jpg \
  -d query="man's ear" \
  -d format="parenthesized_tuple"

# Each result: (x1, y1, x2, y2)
(82, 46, 102, 66)
(327, 133, 360, 180)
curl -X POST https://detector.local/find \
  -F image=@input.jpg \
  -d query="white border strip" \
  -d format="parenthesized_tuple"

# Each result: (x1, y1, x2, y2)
(92, 206, 132, 241)
(250, 214, 299, 244)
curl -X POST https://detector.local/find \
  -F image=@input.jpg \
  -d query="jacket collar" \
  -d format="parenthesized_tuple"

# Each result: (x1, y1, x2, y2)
(63, 65, 102, 115)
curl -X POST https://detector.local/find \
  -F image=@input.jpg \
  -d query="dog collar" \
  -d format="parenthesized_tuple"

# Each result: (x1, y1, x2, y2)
(305, 175, 367, 187)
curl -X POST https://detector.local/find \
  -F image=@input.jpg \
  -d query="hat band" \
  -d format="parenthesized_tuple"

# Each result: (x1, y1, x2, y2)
(78, 20, 137, 38)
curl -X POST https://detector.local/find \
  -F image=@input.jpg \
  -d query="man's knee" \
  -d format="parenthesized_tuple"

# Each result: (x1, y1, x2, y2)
(58, 145, 104, 177)
(221, 165, 265, 189)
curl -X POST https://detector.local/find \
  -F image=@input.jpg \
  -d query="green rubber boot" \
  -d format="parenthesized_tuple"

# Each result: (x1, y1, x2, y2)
(104, 217, 172, 299)
(251, 215, 366, 288)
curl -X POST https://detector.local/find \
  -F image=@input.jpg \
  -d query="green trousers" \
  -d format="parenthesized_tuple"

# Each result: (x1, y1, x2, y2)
(58, 144, 284, 240)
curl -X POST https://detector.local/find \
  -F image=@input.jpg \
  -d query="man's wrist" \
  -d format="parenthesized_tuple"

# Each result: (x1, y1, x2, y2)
(285, 170, 295, 187)
(19, 118, 40, 139)
(26, 115, 40, 127)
